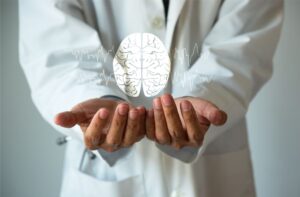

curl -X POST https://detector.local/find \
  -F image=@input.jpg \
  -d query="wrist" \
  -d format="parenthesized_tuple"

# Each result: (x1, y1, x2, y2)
(101, 95, 126, 102)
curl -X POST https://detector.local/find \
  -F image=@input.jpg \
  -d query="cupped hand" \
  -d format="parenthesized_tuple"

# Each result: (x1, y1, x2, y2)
(146, 94, 227, 149)
(54, 98, 146, 152)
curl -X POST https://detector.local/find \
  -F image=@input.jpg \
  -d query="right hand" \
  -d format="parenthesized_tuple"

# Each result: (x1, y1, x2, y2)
(54, 98, 146, 152)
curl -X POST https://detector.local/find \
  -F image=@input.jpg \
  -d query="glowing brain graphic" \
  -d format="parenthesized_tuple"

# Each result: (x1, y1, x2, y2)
(113, 33, 171, 97)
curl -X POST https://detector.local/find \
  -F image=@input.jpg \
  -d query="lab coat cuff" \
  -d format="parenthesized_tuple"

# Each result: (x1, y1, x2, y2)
(100, 95, 127, 102)
(155, 143, 201, 163)
(96, 148, 131, 167)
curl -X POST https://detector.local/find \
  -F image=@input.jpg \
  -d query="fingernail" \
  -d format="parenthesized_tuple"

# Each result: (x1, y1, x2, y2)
(137, 106, 145, 115)
(63, 113, 73, 122)
(216, 110, 226, 124)
(153, 98, 162, 110)
(137, 106, 144, 110)
(209, 110, 219, 123)
(181, 100, 192, 112)
(118, 104, 129, 115)
(99, 108, 109, 120)
(129, 109, 139, 120)
(161, 94, 172, 106)
(215, 112, 222, 124)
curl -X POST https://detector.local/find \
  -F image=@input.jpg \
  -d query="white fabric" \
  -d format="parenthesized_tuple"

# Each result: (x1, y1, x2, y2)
(19, 0, 283, 196)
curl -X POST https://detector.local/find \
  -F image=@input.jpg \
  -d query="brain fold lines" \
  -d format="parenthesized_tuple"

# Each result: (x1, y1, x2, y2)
(113, 33, 171, 97)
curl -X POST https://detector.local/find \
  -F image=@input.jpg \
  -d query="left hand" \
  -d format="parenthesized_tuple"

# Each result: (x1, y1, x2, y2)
(146, 94, 227, 149)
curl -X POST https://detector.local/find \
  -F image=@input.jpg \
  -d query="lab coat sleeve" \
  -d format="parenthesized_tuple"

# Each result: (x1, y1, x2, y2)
(18, 0, 130, 164)
(160, 0, 284, 163)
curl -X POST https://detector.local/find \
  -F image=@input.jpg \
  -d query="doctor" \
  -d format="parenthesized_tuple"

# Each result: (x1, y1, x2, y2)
(19, 0, 283, 197)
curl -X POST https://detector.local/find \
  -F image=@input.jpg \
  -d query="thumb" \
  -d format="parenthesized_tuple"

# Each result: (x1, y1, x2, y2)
(196, 100, 227, 126)
(54, 111, 87, 128)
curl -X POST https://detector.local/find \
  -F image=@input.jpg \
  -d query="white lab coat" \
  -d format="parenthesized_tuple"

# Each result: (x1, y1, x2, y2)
(19, 0, 283, 196)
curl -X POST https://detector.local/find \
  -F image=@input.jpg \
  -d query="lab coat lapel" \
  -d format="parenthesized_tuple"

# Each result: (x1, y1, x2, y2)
(165, 0, 186, 51)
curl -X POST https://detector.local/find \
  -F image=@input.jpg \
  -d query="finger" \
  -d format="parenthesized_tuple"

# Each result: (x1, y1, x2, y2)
(197, 114, 211, 131)
(196, 100, 227, 126)
(146, 109, 156, 141)
(54, 111, 87, 128)
(136, 106, 146, 141)
(161, 94, 187, 143)
(207, 109, 227, 126)
(180, 100, 204, 147)
(84, 108, 110, 150)
(106, 103, 129, 147)
(153, 98, 171, 145)
(122, 108, 140, 147)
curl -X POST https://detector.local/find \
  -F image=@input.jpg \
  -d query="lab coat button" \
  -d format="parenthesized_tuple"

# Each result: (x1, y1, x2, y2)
(152, 16, 164, 29)
(171, 190, 184, 197)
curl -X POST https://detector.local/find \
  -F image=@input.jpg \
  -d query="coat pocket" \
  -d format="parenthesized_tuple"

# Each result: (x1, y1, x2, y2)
(60, 167, 146, 197)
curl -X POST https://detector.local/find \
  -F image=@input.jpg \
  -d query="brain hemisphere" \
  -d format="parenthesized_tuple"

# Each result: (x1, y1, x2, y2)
(113, 33, 170, 97)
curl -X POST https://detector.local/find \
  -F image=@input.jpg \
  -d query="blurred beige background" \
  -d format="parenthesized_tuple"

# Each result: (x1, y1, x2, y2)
(1, 0, 300, 197)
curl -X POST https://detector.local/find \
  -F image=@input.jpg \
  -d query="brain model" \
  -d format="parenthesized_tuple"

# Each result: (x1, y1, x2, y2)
(113, 33, 171, 97)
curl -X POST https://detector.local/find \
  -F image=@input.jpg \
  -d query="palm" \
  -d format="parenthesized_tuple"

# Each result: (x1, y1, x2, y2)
(70, 98, 120, 131)
(55, 98, 146, 152)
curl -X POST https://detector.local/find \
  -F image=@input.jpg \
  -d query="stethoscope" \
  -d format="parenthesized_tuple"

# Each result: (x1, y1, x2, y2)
(56, 136, 96, 171)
